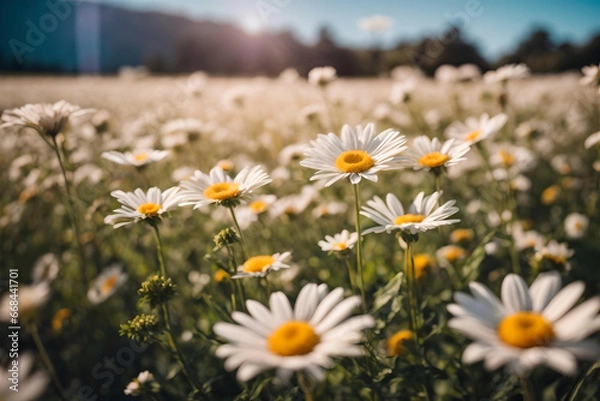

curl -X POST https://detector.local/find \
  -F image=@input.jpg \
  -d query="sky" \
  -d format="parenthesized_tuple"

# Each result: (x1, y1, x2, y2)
(92, 0, 600, 59)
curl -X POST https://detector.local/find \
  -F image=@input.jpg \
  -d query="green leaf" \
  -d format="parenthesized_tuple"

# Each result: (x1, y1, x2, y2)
(462, 230, 496, 283)
(372, 272, 404, 313)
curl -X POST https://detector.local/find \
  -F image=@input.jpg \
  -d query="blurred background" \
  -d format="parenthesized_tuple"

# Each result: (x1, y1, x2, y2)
(1, 0, 599, 76)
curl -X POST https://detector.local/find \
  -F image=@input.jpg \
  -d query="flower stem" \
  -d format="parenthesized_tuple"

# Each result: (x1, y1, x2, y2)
(151, 223, 167, 277)
(51, 136, 88, 287)
(352, 183, 367, 312)
(228, 206, 249, 261)
(160, 303, 199, 393)
(404, 241, 421, 343)
(30, 322, 69, 401)
(297, 371, 314, 401)
(521, 376, 536, 401)
(343, 257, 357, 295)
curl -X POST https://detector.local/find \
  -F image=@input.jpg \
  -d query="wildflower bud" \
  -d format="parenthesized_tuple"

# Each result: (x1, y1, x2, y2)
(119, 314, 161, 345)
(138, 275, 176, 308)
(213, 227, 240, 251)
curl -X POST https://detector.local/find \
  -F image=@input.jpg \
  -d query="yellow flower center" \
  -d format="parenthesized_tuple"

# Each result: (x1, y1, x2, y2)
(394, 214, 425, 225)
(137, 202, 161, 216)
(465, 130, 481, 141)
(450, 228, 474, 243)
(333, 242, 348, 251)
(268, 321, 320, 356)
(249, 200, 268, 214)
(51, 308, 72, 332)
(387, 330, 413, 356)
(497, 312, 554, 348)
(242, 255, 275, 273)
(134, 153, 149, 163)
(444, 246, 465, 262)
(413, 254, 433, 280)
(217, 160, 234, 171)
(499, 150, 514, 166)
(101, 275, 119, 294)
(419, 152, 449, 168)
(214, 269, 230, 283)
(203, 182, 240, 201)
(335, 150, 375, 173)
(544, 254, 567, 265)
(541, 185, 560, 205)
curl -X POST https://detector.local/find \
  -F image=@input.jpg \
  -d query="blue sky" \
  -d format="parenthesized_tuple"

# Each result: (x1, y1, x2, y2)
(93, 0, 600, 58)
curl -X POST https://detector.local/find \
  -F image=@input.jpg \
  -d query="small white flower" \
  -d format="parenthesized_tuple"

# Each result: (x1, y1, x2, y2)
(448, 272, 600, 376)
(361, 191, 460, 235)
(403, 136, 470, 172)
(269, 186, 318, 218)
(179, 166, 271, 209)
(0, 284, 50, 321)
(308, 66, 337, 86)
(101, 149, 170, 167)
(32, 253, 60, 284)
(300, 123, 407, 186)
(213, 283, 375, 381)
(312, 201, 347, 219)
(232, 252, 292, 279)
(87, 264, 128, 305)
(234, 195, 278, 229)
(1, 100, 94, 138)
(584, 131, 600, 149)
(445, 113, 508, 144)
(436, 245, 467, 267)
(318, 230, 358, 252)
(513, 225, 544, 251)
(535, 240, 575, 270)
(483, 63, 530, 84)
(489, 144, 536, 173)
(104, 186, 183, 228)
(564, 213, 589, 239)
(124, 370, 159, 396)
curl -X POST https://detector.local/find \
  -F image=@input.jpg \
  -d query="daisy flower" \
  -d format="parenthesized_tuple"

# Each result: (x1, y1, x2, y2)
(318, 230, 359, 252)
(0, 353, 48, 401)
(104, 186, 183, 228)
(436, 245, 467, 268)
(0, 284, 49, 322)
(564, 213, 589, 239)
(179, 166, 271, 209)
(483, 63, 530, 84)
(580, 63, 600, 92)
(448, 272, 600, 375)
(584, 130, 600, 149)
(101, 149, 170, 167)
(213, 283, 375, 381)
(535, 240, 574, 270)
(445, 113, 508, 144)
(32, 253, 60, 283)
(124, 371, 160, 396)
(361, 191, 460, 235)
(232, 252, 292, 279)
(300, 123, 407, 186)
(1, 100, 93, 138)
(87, 264, 128, 305)
(403, 136, 470, 172)
(308, 66, 337, 86)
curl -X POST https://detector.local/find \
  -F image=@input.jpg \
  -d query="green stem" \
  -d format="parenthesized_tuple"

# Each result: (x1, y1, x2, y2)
(521, 376, 536, 401)
(352, 183, 367, 312)
(51, 135, 88, 287)
(30, 322, 69, 401)
(405, 241, 421, 343)
(343, 257, 357, 295)
(297, 371, 314, 401)
(228, 206, 249, 261)
(226, 244, 247, 312)
(568, 361, 600, 401)
(151, 223, 167, 277)
(160, 303, 199, 393)
(263, 275, 272, 297)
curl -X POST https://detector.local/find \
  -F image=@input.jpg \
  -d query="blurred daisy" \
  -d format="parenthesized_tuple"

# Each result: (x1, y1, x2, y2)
(361, 191, 460, 235)
(448, 272, 600, 375)
(312, 201, 347, 218)
(513, 226, 544, 251)
(269, 186, 318, 218)
(535, 240, 574, 270)
(490, 145, 536, 173)
(88, 264, 128, 304)
(101, 149, 170, 167)
(580, 64, 600, 92)
(213, 283, 375, 381)
(403, 137, 470, 172)
(179, 166, 271, 209)
(413, 253, 434, 279)
(387, 330, 413, 356)
(233, 252, 292, 279)
(436, 245, 467, 268)
(104, 186, 183, 228)
(318, 230, 358, 252)
(584, 131, 600, 149)
(0, 353, 48, 401)
(445, 113, 507, 144)
(1, 100, 93, 138)
(450, 228, 474, 244)
(300, 123, 407, 186)
(234, 195, 277, 229)
(564, 213, 589, 239)
(390, 79, 416, 105)
(32, 253, 60, 283)
(0, 283, 50, 321)
(124, 370, 160, 396)
(483, 63, 530, 84)
(308, 66, 337, 86)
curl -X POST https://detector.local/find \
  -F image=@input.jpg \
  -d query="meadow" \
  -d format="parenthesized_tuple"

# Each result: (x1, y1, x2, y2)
(1, 66, 600, 401)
